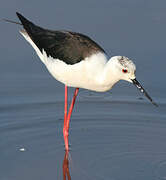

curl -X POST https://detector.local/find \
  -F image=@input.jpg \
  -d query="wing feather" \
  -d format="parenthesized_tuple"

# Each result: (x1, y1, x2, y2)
(16, 12, 106, 65)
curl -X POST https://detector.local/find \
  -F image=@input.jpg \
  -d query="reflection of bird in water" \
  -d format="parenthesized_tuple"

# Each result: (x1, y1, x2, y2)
(12, 12, 157, 151)
(63, 151, 71, 180)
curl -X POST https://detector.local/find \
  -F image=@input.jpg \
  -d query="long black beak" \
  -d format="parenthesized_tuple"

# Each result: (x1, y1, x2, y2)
(131, 78, 158, 107)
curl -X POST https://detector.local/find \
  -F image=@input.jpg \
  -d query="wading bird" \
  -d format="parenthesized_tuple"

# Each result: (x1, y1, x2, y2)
(12, 12, 157, 151)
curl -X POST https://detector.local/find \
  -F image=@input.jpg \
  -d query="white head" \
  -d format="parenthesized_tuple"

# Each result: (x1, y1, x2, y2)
(110, 56, 157, 106)
(111, 56, 136, 82)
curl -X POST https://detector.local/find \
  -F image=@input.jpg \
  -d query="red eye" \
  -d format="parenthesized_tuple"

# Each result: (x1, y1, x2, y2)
(122, 69, 128, 73)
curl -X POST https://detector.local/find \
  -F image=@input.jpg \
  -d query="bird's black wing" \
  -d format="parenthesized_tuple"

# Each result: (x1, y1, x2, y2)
(16, 12, 106, 65)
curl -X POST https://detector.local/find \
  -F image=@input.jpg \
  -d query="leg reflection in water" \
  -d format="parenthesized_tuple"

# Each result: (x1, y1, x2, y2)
(63, 151, 71, 180)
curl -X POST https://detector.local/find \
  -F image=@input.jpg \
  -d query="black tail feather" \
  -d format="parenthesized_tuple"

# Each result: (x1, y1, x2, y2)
(16, 12, 45, 39)
(16, 12, 33, 27)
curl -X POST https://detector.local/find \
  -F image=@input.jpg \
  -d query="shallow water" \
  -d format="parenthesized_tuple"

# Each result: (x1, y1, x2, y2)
(1, 0, 166, 179)
(0, 72, 166, 180)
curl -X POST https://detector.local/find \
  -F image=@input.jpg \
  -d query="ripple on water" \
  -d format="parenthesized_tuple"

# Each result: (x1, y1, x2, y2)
(85, 152, 166, 180)
(155, 161, 166, 180)
(69, 109, 166, 180)
(0, 88, 165, 179)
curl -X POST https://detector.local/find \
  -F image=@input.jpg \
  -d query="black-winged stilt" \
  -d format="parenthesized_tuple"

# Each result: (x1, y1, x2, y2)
(15, 12, 157, 151)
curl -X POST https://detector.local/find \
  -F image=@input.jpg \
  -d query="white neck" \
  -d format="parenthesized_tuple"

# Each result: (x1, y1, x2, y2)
(97, 58, 120, 89)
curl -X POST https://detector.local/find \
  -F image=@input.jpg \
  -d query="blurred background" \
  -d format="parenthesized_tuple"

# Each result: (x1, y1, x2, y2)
(1, 0, 166, 98)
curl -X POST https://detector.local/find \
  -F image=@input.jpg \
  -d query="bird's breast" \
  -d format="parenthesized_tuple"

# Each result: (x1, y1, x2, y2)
(45, 53, 112, 92)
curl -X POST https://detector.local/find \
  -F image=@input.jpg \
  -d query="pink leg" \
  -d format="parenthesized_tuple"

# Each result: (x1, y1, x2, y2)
(64, 85, 68, 122)
(63, 85, 68, 150)
(66, 88, 79, 130)
(63, 87, 79, 151)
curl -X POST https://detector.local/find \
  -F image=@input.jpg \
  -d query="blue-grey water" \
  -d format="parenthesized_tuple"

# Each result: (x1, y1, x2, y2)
(1, 0, 166, 179)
